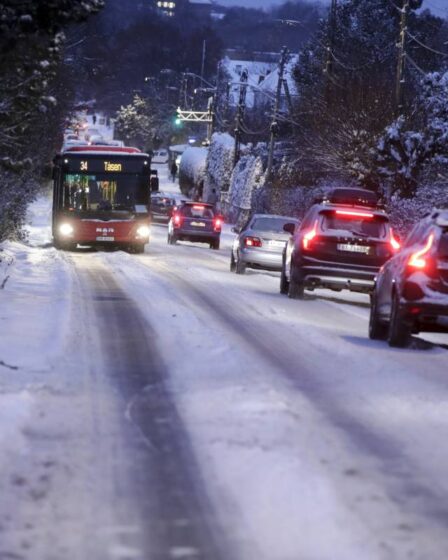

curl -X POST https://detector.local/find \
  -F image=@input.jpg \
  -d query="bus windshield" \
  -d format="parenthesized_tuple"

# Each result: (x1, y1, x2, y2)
(62, 173, 147, 213)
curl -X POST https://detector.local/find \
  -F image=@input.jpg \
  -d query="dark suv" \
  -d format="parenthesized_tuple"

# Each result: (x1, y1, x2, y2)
(167, 202, 222, 250)
(369, 209, 448, 347)
(281, 188, 400, 298)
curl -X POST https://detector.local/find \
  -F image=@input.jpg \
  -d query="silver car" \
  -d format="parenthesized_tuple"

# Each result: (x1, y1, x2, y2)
(230, 214, 299, 274)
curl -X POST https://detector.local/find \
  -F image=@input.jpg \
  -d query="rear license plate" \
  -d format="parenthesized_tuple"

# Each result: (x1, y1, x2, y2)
(96, 236, 115, 241)
(268, 240, 285, 248)
(337, 243, 370, 254)
(191, 221, 206, 227)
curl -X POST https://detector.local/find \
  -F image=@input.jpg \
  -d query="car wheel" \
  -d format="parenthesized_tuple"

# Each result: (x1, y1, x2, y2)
(168, 233, 177, 245)
(368, 292, 388, 340)
(210, 239, 220, 250)
(230, 251, 236, 272)
(388, 291, 410, 347)
(288, 262, 305, 299)
(280, 258, 289, 294)
(235, 253, 246, 275)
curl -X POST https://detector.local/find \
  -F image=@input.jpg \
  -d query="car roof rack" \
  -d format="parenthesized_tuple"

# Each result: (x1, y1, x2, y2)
(317, 188, 382, 209)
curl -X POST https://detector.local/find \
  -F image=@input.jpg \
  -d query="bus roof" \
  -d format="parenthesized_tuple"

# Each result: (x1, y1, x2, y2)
(63, 146, 144, 155)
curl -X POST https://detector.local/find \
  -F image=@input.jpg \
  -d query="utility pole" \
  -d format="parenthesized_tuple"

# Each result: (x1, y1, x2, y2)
(200, 40, 206, 81)
(206, 95, 214, 144)
(233, 68, 248, 167)
(395, 0, 409, 116)
(266, 46, 289, 182)
(324, 0, 337, 102)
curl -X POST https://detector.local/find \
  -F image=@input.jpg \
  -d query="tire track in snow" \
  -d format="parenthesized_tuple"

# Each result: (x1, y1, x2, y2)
(124, 255, 448, 541)
(71, 255, 230, 560)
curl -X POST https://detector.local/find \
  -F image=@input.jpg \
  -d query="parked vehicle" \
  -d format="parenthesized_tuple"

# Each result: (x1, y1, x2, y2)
(369, 209, 448, 347)
(230, 214, 298, 274)
(150, 192, 185, 223)
(167, 202, 222, 249)
(280, 188, 400, 298)
(152, 149, 169, 164)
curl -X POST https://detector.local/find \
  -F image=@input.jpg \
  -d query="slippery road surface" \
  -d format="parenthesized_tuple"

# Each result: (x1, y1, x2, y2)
(1, 176, 448, 560)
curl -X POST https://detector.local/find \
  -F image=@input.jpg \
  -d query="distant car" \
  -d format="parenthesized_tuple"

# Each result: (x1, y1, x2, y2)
(281, 188, 400, 298)
(152, 149, 169, 164)
(64, 133, 79, 142)
(167, 202, 222, 249)
(62, 139, 89, 151)
(150, 192, 185, 223)
(369, 209, 448, 347)
(230, 214, 298, 274)
(84, 128, 100, 141)
(87, 134, 105, 145)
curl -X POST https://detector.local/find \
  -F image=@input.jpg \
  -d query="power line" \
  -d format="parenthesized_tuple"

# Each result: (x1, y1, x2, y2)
(405, 53, 428, 75)
(407, 30, 448, 57)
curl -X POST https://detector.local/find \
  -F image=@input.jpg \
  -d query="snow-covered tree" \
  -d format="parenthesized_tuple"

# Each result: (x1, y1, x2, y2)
(114, 96, 157, 150)
(0, 0, 104, 240)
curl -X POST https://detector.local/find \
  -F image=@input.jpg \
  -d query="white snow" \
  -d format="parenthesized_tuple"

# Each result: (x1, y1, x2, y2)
(0, 167, 448, 559)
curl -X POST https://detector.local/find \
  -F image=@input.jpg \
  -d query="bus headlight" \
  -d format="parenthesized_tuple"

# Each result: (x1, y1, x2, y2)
(136, 225, 150, 239)
(59, 223, 74, 236)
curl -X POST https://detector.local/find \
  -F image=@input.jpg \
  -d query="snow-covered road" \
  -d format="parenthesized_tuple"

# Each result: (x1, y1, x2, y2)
(1, 169, 448, 560)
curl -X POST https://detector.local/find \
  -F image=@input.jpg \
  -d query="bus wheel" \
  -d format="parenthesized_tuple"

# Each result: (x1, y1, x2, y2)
(132, 244, 145, 254)
(56, 241, 76, 251)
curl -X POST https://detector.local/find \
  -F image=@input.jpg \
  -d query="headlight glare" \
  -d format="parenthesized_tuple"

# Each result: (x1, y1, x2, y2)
(59, 223, 74, 236)
(136, 225, 150, 238)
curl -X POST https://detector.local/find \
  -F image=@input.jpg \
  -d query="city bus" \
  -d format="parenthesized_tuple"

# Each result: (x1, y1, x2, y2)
(52, 146, 152, 252)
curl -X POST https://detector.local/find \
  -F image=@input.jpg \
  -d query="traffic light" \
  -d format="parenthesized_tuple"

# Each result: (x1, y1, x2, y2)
(174, 108, 182, 126)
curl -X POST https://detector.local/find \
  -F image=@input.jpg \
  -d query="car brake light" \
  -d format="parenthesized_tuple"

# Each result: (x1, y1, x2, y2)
(173, 213, 182, 227)
(245, 236, 262, 248)
(302, 220, 318, 250)
(214, 217, 222, 232)
(408, 233, 434, 269)
(193, 204, 205, 210)
(335, 210, 374, 219)
(390, 228, 401, 251)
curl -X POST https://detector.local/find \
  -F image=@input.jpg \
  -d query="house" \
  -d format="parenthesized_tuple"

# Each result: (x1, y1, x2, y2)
(219, 50, 279, 109)
(253, 55, 299, 113)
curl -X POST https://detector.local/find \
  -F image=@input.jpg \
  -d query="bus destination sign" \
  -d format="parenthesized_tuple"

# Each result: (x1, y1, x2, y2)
(66, 158, 147, 174)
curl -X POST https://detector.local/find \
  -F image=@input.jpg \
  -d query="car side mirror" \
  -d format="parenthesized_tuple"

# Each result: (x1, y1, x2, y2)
(283, 223, 295, 235)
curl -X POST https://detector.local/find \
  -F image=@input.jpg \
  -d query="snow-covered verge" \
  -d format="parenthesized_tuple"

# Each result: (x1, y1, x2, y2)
(178, 146, 208, 197)
(203, 132, 235, 203)
(227, 151, 266, 224)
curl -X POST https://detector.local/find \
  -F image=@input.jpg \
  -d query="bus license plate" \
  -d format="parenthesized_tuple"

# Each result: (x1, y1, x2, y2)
(337, 243, 370, 254)
(96, 236, 115, 242)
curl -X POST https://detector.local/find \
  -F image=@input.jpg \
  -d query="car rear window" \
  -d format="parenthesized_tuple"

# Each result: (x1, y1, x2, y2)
(251, 217, 296, 233)
(181, 205, 214, 219)
(439, 233, 448, 258)
(152, 197, 174, 207)
(321, 214, 387, 238)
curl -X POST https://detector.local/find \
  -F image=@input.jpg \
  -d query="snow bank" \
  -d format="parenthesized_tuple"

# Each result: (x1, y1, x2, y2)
(203, 133, 235, 203)
(227, 153, 265, 223)
(178, 147, 208, 197)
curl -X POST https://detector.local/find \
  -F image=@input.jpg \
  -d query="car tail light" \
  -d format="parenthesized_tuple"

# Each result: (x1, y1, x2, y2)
(408, 233, 434, 269)
(390, 228, 401, 251)
(245, 236, 262, 248)
(214, 217, 223, 232)
(302, 220, 318, 250)
(173, 213, 182, 227)
(335, 210, 374, 219)
(193, 204, 205, 210)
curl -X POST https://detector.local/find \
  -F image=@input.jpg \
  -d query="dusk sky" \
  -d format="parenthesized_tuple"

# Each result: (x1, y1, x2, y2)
(217, 0, 448, 19)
